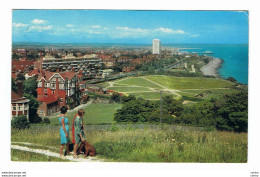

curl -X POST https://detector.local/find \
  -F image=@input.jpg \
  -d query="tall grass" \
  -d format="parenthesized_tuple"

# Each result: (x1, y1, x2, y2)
(11, 149, 70, 162)
(11, 125, 247, 162)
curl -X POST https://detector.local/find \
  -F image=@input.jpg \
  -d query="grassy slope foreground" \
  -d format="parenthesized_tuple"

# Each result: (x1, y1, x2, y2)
(11, 126, 247, 163)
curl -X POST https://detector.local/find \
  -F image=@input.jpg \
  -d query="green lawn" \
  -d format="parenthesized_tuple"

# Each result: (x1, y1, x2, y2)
(115, 77, 163, 89)
(145, 75, 234, 89)
(50, 103, 122, 125)
(107, 86, 151, 92)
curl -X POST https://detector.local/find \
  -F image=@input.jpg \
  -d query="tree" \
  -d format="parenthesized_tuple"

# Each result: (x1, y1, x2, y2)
(162, 95, 183, 117)
(114, 98, 157, 123)
(16, 73, 25, 81)
(23, 77, 37, 97)
(111, 92, 122, 103)
(12, 53, 20, 60)
(122, 95, 136, 103)
(12, 78, 17, 93)
(11, 115, 30, 129)
(216, 91, 248, 132)
(23, 93, 42, 123)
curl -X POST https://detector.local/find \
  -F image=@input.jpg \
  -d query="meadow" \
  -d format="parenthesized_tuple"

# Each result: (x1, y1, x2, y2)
(104, 75, 237, 101)
(144, 75, 234, 89)
(49, 103, 122, 125)
(11, 125, 247, 162)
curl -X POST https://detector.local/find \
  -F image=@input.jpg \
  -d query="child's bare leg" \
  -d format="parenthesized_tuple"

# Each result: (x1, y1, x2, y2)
(60, 144, 64, 156)
(73, 143, 78, 158)
(66, 142, 70, 155)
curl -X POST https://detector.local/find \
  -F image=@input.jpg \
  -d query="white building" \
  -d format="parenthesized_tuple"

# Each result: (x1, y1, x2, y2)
(152, 39, 161, 54)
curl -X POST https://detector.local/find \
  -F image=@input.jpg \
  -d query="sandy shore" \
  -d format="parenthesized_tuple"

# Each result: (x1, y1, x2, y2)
(200, 57, 222, 77)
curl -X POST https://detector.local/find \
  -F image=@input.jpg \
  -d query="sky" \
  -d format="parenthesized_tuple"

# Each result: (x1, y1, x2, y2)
(12, 10, 249, 44)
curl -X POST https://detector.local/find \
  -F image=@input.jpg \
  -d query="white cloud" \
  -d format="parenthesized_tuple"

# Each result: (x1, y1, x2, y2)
(66, 24, 75, 28)
(13, 23, 28, 28)
(29, 25, 53, 32)
(155, 27, 185, 34)
(116, 26, 149, 33)
(91, 25, 101, 28)
(31, 19, 47, 24)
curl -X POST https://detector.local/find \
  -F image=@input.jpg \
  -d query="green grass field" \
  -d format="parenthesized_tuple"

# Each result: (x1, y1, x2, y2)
(115, 77, 163, 89)
(145, 75, 234, 90)
(11, 126, 247, 162)
(49, 103, 122, 125)
(102, 75, 236, 101)
(107, 86, 151, 92)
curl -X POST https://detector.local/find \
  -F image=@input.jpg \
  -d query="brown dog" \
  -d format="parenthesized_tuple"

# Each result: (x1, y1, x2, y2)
(81, 141, 96, 157)
(64, 142, 96, 157)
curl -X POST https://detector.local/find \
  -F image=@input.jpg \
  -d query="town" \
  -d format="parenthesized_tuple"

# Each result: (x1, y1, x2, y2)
(12, 39, 212, 120)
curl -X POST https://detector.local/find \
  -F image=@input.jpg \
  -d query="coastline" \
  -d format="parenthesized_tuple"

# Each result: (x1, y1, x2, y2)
(200, 57, 222, 77)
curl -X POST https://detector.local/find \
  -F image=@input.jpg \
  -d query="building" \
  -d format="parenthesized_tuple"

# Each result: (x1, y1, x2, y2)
(152, 39, 161, 54)
(36, 70, 83, 116)
(99, 69, 114, 78)
(86, 85, 107, 95)
(12, 60, 35, 72)
(122, 66, 135, 72)
(41, 56, 102, 77)
(11, 91, 30, 119)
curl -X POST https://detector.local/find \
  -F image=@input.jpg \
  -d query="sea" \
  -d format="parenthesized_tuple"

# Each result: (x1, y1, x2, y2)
(166, 44, 248, 85)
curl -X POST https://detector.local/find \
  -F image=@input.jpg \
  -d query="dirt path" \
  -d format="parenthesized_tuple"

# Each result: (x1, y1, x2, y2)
(142, 77, 182, 98)
(11, 143, 103, 162)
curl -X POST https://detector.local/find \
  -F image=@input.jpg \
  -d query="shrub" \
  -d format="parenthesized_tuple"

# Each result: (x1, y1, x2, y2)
(11, 115, 30, 130)
(43, 117, 51, 124)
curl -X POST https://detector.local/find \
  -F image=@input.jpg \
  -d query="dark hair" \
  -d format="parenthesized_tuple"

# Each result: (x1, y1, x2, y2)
(78, 109, 85, 116)
(60, 106, 68, 114)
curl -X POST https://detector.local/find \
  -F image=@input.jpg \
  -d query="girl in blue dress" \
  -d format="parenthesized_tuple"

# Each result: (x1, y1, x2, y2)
(59, 106, 70, 157)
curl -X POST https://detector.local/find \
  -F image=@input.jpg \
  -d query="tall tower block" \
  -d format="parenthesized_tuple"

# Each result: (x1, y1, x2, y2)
(152, 39, 161, 54)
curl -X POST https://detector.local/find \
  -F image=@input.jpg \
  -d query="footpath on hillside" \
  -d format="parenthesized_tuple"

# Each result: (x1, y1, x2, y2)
(11, 142, 103, 162)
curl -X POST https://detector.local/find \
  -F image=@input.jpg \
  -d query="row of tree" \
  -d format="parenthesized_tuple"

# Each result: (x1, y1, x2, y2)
(114, 90, 248, 132)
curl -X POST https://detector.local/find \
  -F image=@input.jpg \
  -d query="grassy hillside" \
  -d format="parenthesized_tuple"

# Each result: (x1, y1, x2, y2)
(11, 126, 247, 162)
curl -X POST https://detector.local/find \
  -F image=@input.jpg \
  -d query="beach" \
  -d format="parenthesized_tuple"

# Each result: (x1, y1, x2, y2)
(200, 57, 222, 77)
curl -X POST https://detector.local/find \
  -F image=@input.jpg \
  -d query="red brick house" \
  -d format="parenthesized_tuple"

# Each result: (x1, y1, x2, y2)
(11, 91, 30, 119)
(12, 60, 35, 72)
(36, 71, 82, 116)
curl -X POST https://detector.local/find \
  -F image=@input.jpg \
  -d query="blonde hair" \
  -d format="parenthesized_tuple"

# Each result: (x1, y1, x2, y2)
(78, 109, 85, 117)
